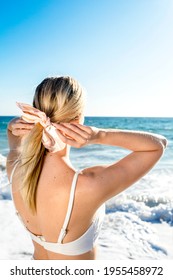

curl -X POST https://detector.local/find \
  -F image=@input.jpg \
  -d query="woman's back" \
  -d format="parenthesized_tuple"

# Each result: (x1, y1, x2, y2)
(7, 152, 104, 260)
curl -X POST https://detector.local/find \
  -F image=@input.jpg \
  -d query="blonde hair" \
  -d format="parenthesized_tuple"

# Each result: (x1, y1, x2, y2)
(19, 76, 85, 214)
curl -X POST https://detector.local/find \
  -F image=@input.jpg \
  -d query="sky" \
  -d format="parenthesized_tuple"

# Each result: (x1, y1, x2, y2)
(0, 0, 173, 117)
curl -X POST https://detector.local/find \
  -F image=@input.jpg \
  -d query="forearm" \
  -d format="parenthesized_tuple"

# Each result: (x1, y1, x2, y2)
(39, 123, 167, 152)
(94, 129, 167, 152)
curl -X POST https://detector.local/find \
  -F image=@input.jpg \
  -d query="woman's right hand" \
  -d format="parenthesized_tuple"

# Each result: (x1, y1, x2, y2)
(53, 123, 100, 148)
(8, 117, 34, 137)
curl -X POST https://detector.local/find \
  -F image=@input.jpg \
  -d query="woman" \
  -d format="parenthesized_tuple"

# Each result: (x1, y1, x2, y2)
(6, 76, 167, 260)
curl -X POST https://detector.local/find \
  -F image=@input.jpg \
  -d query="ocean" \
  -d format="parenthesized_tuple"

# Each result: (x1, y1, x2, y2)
(0, 116, 173, 260)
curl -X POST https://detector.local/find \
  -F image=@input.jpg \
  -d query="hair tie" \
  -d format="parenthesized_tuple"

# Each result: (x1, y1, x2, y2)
(16, 102, 66, 153)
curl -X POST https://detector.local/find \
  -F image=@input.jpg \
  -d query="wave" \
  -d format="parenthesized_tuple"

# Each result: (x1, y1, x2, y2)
(0, 154, 6, 170)
(106, 194, 173, 224)
(0, 154, 11, 200)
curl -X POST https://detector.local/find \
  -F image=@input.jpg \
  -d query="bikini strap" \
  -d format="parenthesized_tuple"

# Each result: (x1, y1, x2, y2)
(57, 170, 81, 243)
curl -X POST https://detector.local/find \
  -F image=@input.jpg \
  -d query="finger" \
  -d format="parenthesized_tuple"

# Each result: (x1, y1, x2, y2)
(12, 130, 29, 136)
(55, 129, 80, 148)
(62, 123, 90, 139)
(53, 124, 86, 142)
(11, 123, 34, 130)
(71, 123, 93, 134)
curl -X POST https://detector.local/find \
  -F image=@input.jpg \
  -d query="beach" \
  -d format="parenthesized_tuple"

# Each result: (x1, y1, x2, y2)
(0, 116, 173, 260)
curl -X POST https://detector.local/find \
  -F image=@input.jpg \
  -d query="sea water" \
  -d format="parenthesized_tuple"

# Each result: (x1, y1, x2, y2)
(0, 116, 172, 259)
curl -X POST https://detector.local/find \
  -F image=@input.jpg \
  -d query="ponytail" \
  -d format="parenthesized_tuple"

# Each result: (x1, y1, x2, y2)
(19, 123, 45, 214)
(17, 76, 85, 214)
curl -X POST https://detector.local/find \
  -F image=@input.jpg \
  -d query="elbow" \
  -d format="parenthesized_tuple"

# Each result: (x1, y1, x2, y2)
(155, 137, 167, 159)
(161, 137, 168, 150)
(157, 137, 168, 155)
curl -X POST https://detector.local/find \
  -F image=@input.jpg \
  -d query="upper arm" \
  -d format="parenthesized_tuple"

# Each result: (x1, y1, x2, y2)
(90, 149, 164, 204)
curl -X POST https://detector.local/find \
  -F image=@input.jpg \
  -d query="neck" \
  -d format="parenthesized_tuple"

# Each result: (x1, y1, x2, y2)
(46, 145, 71, 162)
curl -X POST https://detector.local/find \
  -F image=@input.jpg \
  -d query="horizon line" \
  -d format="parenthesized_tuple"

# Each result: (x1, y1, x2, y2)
(0, 115, 173, 119)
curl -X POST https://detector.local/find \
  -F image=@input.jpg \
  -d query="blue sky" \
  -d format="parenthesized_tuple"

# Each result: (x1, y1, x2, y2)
(0, 0, 173, 116)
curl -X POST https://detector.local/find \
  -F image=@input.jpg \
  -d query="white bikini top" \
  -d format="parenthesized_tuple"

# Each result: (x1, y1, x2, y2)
(9, 162, 105, 256)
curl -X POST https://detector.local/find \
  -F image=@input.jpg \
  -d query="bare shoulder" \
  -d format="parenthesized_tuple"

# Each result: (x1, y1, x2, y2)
(78, 165, 110, 206)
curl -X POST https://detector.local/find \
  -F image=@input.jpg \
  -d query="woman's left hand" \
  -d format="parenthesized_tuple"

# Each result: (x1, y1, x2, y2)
(53, 123, 99, 148)
(8, 117, 34, 137)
